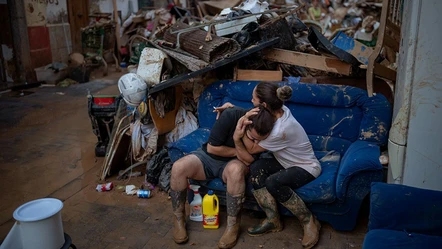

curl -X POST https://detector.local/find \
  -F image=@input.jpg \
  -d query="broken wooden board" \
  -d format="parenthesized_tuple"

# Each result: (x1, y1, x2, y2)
(373, 63, 397, 81)
(263, 48, 352, 76)
(149, 86, 183, 135)
(234, 67, 283, 81)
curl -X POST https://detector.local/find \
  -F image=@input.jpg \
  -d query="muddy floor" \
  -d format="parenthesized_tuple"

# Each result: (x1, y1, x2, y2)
(0, 72, 367, 249)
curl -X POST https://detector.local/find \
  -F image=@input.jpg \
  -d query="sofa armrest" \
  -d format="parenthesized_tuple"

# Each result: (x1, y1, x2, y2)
(369, 182, 442, 236)
(336, 140, 382, 200)
(167, 128, 210, 162)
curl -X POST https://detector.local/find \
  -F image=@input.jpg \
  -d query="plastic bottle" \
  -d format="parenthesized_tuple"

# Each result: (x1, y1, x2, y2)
(203, 190, 219, 229)
(189, 185, 203, 222)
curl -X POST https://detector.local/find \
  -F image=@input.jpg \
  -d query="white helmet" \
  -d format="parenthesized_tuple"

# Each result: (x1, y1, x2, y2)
(118, 73, 148, 106)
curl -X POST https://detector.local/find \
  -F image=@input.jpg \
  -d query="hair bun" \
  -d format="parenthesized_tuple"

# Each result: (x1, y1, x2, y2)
(276, 85, 292, 102)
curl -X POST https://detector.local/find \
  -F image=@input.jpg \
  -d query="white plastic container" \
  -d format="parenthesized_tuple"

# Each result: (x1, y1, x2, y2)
(189, 185, 203, 222)
(0, 198, 65, 249)
(136, 47, 167, 87)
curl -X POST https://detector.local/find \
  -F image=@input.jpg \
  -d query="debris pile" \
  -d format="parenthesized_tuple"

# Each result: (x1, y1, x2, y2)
(99, 0, 399, 184)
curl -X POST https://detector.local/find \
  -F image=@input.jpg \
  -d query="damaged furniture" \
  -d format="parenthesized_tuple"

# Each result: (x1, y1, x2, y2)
(366, 0, 402, 96)
(363, 182, 442, 249)
(167, 79, 392, 231)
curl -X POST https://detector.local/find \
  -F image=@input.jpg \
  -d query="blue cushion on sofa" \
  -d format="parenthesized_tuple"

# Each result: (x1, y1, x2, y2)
(296, 151, 340, 204)
(168, 128, 210, 162)
(363, 229, 442, 249)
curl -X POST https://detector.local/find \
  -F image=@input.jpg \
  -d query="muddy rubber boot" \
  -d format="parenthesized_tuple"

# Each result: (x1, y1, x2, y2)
(170, 190, 188, 244)
(281, 191, 321, 249)
(247, 188, 283, 236)
(218, 193, 244, 249)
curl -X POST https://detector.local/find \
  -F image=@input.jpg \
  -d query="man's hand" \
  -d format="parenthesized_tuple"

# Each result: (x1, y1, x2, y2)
(213, 102, 234, 120)
(244, 107, 259, 119)
(233, 116, 251, 141)
(233, 107, 259, 141)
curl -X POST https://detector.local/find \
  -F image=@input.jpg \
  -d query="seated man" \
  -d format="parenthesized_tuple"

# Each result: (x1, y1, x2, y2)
(170, 106, 273, 249)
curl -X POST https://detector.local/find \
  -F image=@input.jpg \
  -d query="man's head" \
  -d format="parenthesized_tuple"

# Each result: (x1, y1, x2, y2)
(246, 105, 275, 143)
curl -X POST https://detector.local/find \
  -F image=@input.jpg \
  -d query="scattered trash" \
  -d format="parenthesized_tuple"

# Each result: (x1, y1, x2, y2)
(125, 185, 138, 195)
(57, 78, 79, 88)
(96, 182, 113, 192)
(137, 189, 152, 198)
(146, 148, 170, 186)
(35, 63, 69, 85)
(116, 185, 126, 191)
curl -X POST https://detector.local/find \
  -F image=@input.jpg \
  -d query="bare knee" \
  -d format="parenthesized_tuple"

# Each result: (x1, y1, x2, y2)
(223, 163, 246, 183)
(171, 160, 189, 178)
(171, 155, 205, 181)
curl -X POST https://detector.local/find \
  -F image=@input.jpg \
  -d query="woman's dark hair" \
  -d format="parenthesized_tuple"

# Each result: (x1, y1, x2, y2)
(255, 82, 293, 112)
(247, 105, 275, 136)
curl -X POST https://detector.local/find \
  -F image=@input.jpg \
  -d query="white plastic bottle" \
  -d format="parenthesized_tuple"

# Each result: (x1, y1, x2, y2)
(189, 185, 203, 222)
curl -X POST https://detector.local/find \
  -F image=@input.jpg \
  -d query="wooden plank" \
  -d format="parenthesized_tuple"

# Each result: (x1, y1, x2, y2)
(386, 19, 401, 35)
(236, 69, 282, 81)
(112, 0, 121, 62)
(384, 34, 400, 52)
(263, 48, 352, 75)
(374, 63, 397, 81)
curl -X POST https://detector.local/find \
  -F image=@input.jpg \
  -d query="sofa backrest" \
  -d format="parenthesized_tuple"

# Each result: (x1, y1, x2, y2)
(198, 80, 392, 154)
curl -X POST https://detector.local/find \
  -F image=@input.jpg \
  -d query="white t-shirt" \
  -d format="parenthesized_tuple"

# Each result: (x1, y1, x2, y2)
(258, 105, 322, 178)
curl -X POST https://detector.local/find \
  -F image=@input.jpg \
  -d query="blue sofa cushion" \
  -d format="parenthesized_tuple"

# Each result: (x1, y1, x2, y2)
(357, 95, 392, 144)
(336, 141, 382, 200)
(168, 128, 210, 162)
(296, 151, 341, 204)
(363, 229, 442, 249)
(308, 135, 351, 158)
(369, 182, 442, 236)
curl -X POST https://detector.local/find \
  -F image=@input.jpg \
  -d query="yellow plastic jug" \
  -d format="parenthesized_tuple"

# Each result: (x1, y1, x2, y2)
(203, 190, 219, 229)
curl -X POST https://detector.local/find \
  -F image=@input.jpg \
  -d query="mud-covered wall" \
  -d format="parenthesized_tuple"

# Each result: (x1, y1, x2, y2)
(24, 0, 71, 65)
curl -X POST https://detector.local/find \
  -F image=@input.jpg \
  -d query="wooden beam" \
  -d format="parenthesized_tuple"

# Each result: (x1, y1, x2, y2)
(374, 63, 397, 81)
(384, 34, 400, 52)
(112, 0, 121, 62)
(263, 48, 352, 75)
(8, 0, 35, 83)
(236, 69, 283, 81)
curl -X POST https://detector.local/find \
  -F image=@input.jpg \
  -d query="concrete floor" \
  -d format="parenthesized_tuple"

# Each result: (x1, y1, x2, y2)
(0, 73, 368, 249)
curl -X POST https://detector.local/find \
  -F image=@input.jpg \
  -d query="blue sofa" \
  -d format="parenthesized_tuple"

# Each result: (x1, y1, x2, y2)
(168, 79, 392, 231)
(363, 182, 442, 248)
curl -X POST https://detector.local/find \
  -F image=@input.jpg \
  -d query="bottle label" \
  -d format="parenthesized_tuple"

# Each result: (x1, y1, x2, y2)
(203, 214, 219, 226)
(191, 204, 202, 217)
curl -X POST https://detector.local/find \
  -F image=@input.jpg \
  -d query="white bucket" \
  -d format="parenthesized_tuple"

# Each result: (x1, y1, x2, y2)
(1, 198, 65, 249)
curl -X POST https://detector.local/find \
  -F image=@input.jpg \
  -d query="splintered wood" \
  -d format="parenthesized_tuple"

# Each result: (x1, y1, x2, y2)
(264, 48, 352, 75)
